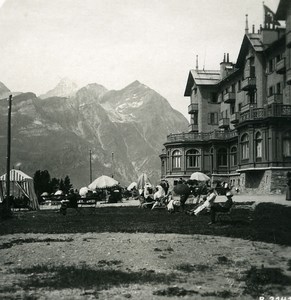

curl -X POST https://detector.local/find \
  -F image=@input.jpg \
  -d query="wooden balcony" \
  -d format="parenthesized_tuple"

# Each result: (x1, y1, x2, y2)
(230, 112, 239, 124)
(241, 77, 256, 91)
(188, 103, 198, 114)
(267, 94, 283, 105)
(188, 123, 198, 132)
(218, 118, 230, 129)
(223, 92, 235, 104)
(275, 58, 286, 74)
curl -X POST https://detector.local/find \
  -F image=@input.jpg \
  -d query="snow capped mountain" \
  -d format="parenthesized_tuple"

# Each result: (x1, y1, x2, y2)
(0, 80, 189, 187)
(39, 78, 79, 99)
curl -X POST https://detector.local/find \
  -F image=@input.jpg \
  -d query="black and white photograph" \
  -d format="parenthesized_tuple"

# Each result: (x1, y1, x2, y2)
(0, 0, 291, 299)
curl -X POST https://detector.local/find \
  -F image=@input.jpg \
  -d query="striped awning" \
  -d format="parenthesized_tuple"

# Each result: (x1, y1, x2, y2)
(0, 169, 33, 182)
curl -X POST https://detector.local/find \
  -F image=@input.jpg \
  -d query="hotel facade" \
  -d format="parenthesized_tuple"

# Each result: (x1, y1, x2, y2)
(160, 0, 291, 194)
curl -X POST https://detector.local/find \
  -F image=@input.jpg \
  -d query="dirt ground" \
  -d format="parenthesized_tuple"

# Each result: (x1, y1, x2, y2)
(0, 231, 291, 299)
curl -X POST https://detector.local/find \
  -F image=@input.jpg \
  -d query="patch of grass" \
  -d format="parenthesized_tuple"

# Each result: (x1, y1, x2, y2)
(0, 238, 74, 250)
(243, 266, 291, 297)
(97, 260, 122, 267)
(175, 263, 211, 273)
(153, 286, 198, 296)
(13, 264, 175, 291)
(201, 290, 238, 298)
(1, 203, 291, 245)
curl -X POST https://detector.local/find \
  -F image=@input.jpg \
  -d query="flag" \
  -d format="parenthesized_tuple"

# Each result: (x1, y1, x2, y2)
(264, 4, 280, 26)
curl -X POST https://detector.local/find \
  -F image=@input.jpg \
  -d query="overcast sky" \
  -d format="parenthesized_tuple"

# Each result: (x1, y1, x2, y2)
(0, 0, 280, 118)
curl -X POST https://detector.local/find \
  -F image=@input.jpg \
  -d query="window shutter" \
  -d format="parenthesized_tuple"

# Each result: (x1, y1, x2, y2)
(208, 113, 211, 124)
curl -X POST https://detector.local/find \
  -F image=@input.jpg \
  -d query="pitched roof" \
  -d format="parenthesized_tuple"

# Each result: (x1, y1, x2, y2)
(276, 0, 289, 20)
(235, 34, 264, 68)
(184, 69, 220, 96)
(0, 169, 33, 181)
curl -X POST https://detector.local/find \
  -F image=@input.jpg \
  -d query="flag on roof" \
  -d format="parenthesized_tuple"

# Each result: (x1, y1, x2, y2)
(264, 4, 280, 27)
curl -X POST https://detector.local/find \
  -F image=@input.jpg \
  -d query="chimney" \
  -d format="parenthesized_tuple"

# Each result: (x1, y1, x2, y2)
(227, 53, 229, 63)
(252, 25, 255, 34)
(196, 55, 199, 70)
(223, 53, 226, 63)
(245, 14, 249, 34)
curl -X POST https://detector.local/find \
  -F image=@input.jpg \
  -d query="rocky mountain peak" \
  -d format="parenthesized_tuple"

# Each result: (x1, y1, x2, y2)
(39, 78, 79, 99)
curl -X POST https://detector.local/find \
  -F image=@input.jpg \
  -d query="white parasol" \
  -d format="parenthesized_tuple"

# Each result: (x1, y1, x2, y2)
(190, 172, 210, 181)
(88, 175, 118, 190)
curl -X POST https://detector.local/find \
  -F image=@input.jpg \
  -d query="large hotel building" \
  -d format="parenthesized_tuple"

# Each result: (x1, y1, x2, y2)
(160, 0, 291, 194)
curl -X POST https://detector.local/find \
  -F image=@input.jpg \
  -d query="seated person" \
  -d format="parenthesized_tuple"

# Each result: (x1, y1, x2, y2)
(187, 188, 217, 216)
(152, 185, 166, 209)
(209, 191, 234, 224)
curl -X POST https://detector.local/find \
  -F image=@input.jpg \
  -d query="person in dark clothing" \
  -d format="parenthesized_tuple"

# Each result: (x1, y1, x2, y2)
(209, 191, 233, 224)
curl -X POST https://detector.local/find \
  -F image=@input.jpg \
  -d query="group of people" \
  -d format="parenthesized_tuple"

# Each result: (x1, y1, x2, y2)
(138, 178, 235, 224)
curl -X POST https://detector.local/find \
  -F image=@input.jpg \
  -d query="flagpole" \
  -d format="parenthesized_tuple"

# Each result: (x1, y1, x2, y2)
(4, 95, 12, 216)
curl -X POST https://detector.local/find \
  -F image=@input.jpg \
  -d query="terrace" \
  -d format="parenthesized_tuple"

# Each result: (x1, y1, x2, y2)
(166, 129, 237, 143)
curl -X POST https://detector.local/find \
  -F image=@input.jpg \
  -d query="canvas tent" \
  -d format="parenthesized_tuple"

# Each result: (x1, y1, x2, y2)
(0, 169, 39, 210)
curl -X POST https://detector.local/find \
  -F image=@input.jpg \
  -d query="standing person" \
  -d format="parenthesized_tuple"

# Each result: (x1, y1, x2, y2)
(209, 191, 234, 224)
(286, 172, 291, 201)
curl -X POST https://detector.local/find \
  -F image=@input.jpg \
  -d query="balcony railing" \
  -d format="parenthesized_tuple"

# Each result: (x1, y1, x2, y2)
(241, 77, 256, 91)
(188, 103, 198, 114)
(223, 92, 235, 104)
(166, 129, 238, 143)
(239, 104, 291, 123)
(267, 94, 283, 105)
(230, 112, 239, 124)
(275, 58, 286, 74)
(241, 102, 257, 113)
(188, 123, 198, 132)
(218, 118, 230, 128)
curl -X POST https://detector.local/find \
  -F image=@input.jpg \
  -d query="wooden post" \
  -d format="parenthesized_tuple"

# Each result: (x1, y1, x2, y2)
(89, 149, 92, 183)
(5, 95, 12, 214)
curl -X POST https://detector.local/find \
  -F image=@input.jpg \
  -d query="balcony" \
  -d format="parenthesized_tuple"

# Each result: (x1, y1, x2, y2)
(166, 129, 238, 143)
(241, 77, 256, 91)
(223, 92, 236, 104)
(230, 112, 239, 124)
(287, 30, 291, 48)
(275, 58, 286, 74)
(188, 123, 198, 132)
(218, 118, 230, 129)
(238, 104, 291, 124)
(241, 102, 257, 113)
(267, 94, 283, 105)
(188, 103, 198, 114)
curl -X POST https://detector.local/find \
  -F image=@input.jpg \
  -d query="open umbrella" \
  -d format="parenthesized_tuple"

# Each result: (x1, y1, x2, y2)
(41, 192, 49, 197)
(54, 190, 64, 196)
(173, 183, 190, 195)
(88, 175, 118, 190)
(127, 182, 137, 191)
(79, 187, 89, 197)
(190, 172, 210, 181)
(136, 173, 151, 189)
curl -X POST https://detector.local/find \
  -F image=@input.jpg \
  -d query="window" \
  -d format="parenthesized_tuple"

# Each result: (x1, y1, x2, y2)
(277, 82, 281, 94)
(283, 132, 291, 157)
(192, 113, 198, 125)
(269, 86, 274, 97)
(238, 80, 241, 91)
(186, 149, 200, 168)
(230, 146, 237, 166)
(231, 84, 235, 93)
(230, 104, 235, 115)
(208, 112, 218, 125)
(211, 93, 217, 103)
(241, 133, 249, 160)
(217, 148, 227, 166)
(238, 103, 242, 112)
(269, 59, 274, 73)
(255, 132, 262, 158)
(172, 150, 181, 168)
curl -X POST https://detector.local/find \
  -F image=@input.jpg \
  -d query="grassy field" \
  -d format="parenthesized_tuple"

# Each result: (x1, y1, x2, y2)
(1, 202, 291, 246)
(1, 202, 291, 299)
